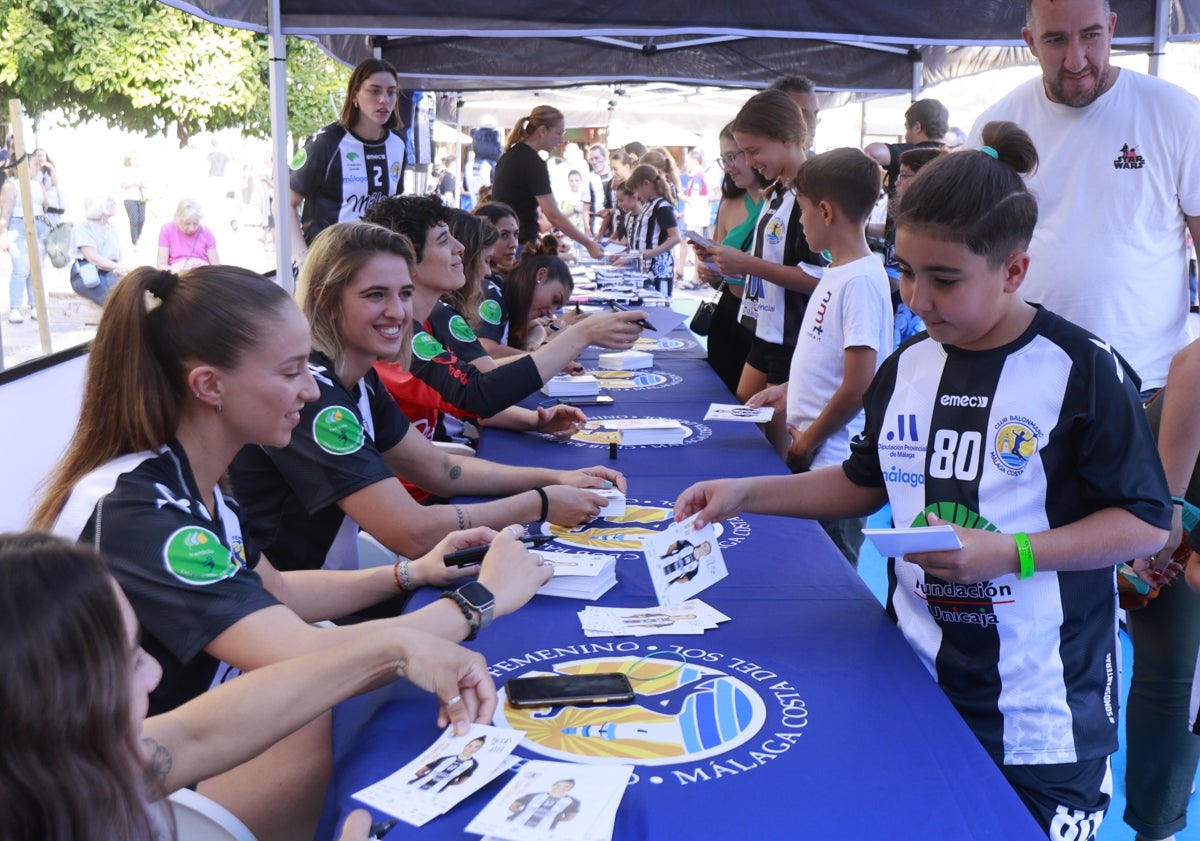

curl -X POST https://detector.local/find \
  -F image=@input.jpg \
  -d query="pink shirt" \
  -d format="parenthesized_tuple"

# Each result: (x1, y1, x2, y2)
(158, 221, 216, 267)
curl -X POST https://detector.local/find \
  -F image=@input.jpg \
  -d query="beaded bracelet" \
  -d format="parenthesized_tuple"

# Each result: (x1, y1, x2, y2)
(392, 558, 412, 591)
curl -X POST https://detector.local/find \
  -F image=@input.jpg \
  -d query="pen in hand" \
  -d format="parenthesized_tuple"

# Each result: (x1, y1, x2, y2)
(443, 534, 554, 567)
(607, 300, 655, 331)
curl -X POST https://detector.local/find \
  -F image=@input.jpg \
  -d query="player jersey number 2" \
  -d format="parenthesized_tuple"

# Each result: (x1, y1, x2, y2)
(368, 161, 385, 189)
(928, 429, 982, 480)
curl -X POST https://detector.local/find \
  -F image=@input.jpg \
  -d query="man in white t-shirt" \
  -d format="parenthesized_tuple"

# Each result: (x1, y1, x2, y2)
(969, 3, 1200, 841)
(969, 0, 1200, 393)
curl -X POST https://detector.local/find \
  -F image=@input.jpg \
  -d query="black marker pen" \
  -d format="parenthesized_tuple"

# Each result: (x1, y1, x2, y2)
(607, 300, 655, 331)
(443, 534, 554, 567)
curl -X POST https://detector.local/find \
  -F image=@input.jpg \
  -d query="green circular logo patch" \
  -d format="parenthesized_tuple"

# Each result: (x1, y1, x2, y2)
(479, 299, 503, 325)
(313, 405, 365, 454)
(412, 331, 446, 361)
(289, 148, 308, 170)
(163, 526, 238, 585)
(449, 315, 477, 343)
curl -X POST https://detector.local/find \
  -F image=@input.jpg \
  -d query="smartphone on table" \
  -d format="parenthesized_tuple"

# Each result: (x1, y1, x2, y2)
(506, 673, 635, 708)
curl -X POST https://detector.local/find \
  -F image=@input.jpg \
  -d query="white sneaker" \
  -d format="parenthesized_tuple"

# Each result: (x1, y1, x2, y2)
(29, 308, 36, 320)
(7, 309, 23, 323)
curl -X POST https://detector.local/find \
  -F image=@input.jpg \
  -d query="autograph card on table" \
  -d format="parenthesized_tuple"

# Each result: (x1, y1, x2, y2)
(862, 525, 962, 557)
(466, 760, 633, 841)
(352, 724, 524, 827)
(644, 306, 688, 334)
(641, 513, 728, 606)
(704, 403, 775, 423)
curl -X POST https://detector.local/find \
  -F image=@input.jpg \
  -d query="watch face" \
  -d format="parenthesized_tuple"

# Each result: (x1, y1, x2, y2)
(457, 581, 495, 608)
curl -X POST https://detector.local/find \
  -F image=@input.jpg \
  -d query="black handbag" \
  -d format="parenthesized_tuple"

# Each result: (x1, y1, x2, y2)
(689, 280, 724, 336)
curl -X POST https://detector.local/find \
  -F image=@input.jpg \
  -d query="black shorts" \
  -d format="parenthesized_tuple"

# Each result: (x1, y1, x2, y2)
(744, 337, 794, 385)
(1000, 757, 1111, 840)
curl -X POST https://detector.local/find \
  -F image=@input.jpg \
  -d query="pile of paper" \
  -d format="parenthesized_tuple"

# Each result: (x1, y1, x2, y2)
(535, 551, 618, 600)
(542, 373, 600, 398)
(578, 599, 730, 637)
(595, 487, 626, 518)
(598, 350, 653, 370)
(597, 417, 687, 446)
(466, 760, 633, 841)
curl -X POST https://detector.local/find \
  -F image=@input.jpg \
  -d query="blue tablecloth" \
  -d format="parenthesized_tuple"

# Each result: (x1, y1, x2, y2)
(318, 327, 1043, 840)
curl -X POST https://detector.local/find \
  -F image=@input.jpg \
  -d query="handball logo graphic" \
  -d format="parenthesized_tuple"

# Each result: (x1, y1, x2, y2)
(313, 406, 365, 455)
(496, 656, 766, 766)
(411, 332, 446, 362)
(163, 526, 238, 585)
(765, 217, 784, 244)
(989, 416, 1042, 476)
(479, 299, 503, 325)
(448, 315, 477, 343)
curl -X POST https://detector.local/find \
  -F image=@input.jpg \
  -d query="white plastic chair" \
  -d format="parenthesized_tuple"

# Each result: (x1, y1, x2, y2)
(167, 789, 257, 841)
(357, 530, 402, 569)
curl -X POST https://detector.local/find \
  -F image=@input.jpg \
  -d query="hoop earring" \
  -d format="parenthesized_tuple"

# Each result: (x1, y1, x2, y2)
(215, 403, 223, 415)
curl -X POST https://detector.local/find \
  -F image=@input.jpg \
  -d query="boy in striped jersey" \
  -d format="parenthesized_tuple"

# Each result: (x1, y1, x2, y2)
(674, 121, 1172, 839)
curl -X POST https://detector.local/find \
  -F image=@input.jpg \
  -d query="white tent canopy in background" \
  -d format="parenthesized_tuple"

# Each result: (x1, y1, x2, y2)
(157, 0, 1196, 281)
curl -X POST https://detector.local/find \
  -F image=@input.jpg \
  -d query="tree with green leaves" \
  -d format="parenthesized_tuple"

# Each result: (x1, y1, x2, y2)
(0, 0, 346, 147)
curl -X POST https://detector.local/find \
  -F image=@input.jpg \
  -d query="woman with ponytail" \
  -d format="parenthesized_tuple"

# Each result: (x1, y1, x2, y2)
(31, 264, 547, 841)
(624, 163, 682, 297)
(491, 105, 604, 259)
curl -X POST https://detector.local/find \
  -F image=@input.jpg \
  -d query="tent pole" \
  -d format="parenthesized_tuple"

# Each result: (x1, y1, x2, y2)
(911, 58, 923, 99)
(456, 95, 465, 207)
(1150, 0, 1168, 76)
(268, 0, 293, 290)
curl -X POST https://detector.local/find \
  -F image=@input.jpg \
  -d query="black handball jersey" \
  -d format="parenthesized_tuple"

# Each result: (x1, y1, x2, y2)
(290, 122, 407, 244)
(51, 441, 278, 714)
(229, 351, 411, 572)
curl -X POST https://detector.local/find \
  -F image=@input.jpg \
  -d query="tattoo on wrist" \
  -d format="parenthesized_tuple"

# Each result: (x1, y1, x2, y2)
(449, 465, 462, 481)
(454, 504, 467, 530)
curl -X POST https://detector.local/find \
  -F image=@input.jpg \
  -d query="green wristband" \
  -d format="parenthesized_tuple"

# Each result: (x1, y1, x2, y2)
(1014, 532, 1034, 579)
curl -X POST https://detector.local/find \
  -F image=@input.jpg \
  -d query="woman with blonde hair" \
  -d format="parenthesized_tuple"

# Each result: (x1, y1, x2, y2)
(492, 105, 603, 258)
(157, 198, 219, 272)
(69, 194, 127, 306)
(34, 261, 548, 840)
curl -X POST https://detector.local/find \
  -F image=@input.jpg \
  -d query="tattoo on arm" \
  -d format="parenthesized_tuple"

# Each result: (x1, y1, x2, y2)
(449, 465, 462, 481)
(141, 737, 174, 785)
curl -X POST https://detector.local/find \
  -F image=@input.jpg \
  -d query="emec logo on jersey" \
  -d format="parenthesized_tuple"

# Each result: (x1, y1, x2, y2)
(163, 526, 239, 585)
(313, 405, 365, 455)
(448, 315, 477, 343)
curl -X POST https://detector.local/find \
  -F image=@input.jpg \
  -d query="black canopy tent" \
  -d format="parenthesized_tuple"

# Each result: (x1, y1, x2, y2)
(158, 0, 1198, 279)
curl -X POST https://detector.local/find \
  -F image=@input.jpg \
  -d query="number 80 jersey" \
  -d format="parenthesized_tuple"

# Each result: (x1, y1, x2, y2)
(844, 304, 1170, 766)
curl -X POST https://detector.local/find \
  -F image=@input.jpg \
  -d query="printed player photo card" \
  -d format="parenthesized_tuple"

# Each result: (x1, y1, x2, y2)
(641, 513, 728, 606)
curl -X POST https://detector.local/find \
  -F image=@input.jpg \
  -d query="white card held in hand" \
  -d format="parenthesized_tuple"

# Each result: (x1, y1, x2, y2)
(641, 513, 728, 606)
(862, 525, 962, 557)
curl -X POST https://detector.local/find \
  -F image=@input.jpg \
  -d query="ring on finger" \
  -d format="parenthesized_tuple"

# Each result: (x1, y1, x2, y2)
(446, 694, 462, 706)
(507, 525, 524, 539)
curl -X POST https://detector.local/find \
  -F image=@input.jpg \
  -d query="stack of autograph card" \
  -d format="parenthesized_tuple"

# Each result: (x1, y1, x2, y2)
(534, 551, 617, 600)
(466, 759, 633, 841)
(641, 513, 728, 606)
(577, 599, 730, 637)
(351, 724, 524, 827)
